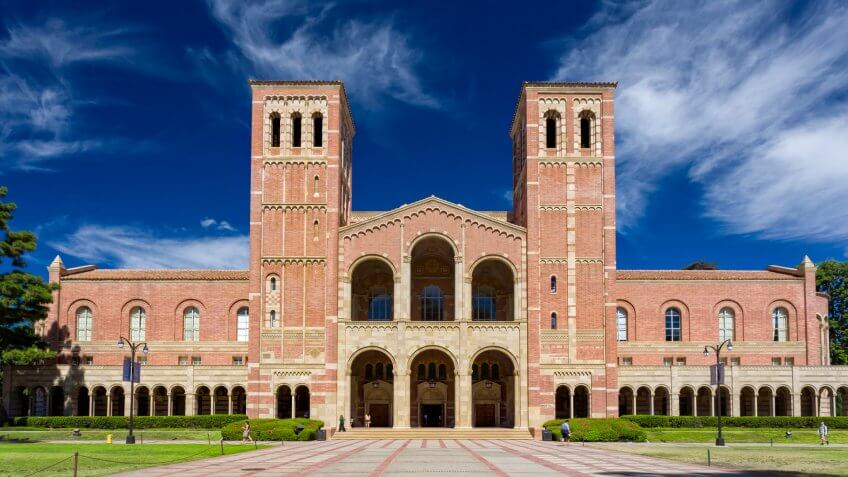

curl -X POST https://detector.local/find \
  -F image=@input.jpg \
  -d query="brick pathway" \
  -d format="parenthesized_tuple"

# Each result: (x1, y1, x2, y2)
(114, 440, 733, 476)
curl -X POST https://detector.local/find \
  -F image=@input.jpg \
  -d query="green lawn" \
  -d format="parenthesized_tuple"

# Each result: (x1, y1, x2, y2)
(0, 442, 266, 477)
(0, 428, 222, 442)
(645, 427, 848, 445)
(612, 443, 848, 476)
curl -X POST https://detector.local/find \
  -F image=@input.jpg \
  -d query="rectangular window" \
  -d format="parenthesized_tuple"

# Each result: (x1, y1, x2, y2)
(472, 295, 496, 321)
(663, 357, 673, 367)
(237, 312, 249, 342)
(675, 357, 686, 366)
(178, 356, 189, 366)
(191, 356, 202, 366)
(772, 357, 782, 366)
(784, 357, 794, 366)
(137, 356, 148, 365)
(313, 115, 323, 147)
(620, 357, 633, 366)
(232, 356, 244, 366)
(731, 357, 741, 366)
(665, 314, 681, 342)
(292, 116, 302, 147)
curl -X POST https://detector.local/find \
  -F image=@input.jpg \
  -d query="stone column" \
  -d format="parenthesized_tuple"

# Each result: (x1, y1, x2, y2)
(457, 370, 471, 428)
(771, 394, 776, 417)
(89, 394, 94, 417)
(630, 393, 635, 416)
(649, 391, 655, 415)
(572, 391, 577, 418)
(588, 392, 592, 418)
(228, 392, 233, 415)
(107, 394, 112, 416)
(672, 392, 680, 416)
(454, 256, 463, 321)
(513, 372, 521, 428)
(167, 393, 173, 416)
(394, 370, 409, 428)
(291, 393, 296, 418)
(709, 392, 714, 417)
(186, 393, 195, 415)
(754, 393, 759, 416)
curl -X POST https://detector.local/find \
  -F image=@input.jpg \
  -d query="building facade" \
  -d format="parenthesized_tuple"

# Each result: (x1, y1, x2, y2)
(5, 81, 847, 429)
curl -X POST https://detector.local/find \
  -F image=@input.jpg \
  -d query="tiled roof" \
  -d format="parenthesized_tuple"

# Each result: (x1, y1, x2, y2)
(62, 269, 249, 281)
(349, 210, 509, 224)
(616, 270, 800, 281)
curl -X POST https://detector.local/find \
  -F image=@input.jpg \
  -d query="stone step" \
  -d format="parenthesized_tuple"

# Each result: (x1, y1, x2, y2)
(332, 427, 532, 440)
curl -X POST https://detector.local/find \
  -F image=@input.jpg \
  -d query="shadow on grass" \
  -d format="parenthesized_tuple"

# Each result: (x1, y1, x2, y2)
(0, 436, 35, 443)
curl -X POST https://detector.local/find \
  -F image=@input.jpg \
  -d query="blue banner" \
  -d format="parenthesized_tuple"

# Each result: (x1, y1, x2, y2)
(122, 357, 141, 383)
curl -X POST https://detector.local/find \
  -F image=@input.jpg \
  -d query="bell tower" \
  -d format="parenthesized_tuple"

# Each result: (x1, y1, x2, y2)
(246, 81, 354, 420)
(510, 81, 618, 423)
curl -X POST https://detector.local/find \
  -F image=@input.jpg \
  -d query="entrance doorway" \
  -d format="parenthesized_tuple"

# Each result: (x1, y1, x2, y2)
(369, 404, 390, 427)
(470, 349, 516, 428)
(421, 404, 443, 427)
(350, 349, 395, 428)
(474, 404, 496, 427)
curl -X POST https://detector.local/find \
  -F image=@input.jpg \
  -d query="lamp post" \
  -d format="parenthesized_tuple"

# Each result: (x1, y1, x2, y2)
(703, 339, 732, 446)
(117, 337, 148, 444)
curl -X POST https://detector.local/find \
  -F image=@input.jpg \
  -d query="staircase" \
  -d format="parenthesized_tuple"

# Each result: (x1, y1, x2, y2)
(332, 427, 532, 440)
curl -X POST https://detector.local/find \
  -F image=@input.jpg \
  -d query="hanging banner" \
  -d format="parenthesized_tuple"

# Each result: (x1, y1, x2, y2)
(709, 363, 725, 385)
(122, 357, 141, 383)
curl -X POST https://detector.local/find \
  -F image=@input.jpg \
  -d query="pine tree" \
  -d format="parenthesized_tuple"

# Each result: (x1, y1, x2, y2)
(817, 260, 848, 364)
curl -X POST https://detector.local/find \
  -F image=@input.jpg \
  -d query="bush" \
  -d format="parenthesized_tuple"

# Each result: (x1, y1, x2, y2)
(621, 415, 848, 429)
(12, 415, 247, 429)
(542, 418, 647, 442)
(221, 418, 324, 441)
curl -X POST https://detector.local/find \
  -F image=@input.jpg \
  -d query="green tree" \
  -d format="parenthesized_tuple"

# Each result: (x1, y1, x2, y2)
(0, 186, 56, 351)
(817, 260, 848, 365)
(683, 261, 718, 270)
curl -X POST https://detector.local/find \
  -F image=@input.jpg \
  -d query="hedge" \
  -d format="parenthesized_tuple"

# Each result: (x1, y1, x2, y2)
(621, 415, 848, 429)
(542, 418, 647, 442)
(11, 415, 247, 429)
(221, 418, 324, 441)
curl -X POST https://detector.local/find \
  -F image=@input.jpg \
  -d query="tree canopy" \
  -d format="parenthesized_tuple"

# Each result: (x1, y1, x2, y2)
(683, 261, 719, 270)
(817, 259, 848, 365)
(0, 186, 55, 352)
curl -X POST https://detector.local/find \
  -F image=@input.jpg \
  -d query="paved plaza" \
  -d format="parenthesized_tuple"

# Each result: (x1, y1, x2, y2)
(115, 439, 737, 476)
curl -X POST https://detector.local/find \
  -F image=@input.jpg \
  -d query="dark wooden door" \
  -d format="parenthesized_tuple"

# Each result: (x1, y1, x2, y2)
(369, 404, 390, 427)
(475, 404, 496, 427)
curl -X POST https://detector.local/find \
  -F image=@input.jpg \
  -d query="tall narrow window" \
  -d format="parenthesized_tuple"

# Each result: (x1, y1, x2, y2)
(76, 307, 92, 342)
(665, 308, 681, 342)
(491, 363, 500, 379)
(550, 276, 557, 293)
(313, 220, 319, 241)
(580, 115, 591, 148)
(269, 277, 277, 292)
(269, 310, 278, 328)
(130, 307, 146, 341)
(773, 307, 788, 342)
(313, 113, 323, 147)
(368, 287, 392, 321)
(365, 364, 373, 380)
(313, 175, 320, 196)
(417, 363, 426, 381)
(427, 363, 436, 380)
(718, 307, 735, 341)
(237, 307, 249, 342)
(481, 362, 490, 379)
(270, 114, 280, 147)
(291, 113, 302, 147)
(183, 307, 200, 341)
(551, 312, 558, 330)
(616, 307, 628, 341)
(421, 285, 443, 321)
(545, 116, 556, 148)
(472, 286, 496, 321)
(438, 364, 446, 380)
(375, 362, 384, 380)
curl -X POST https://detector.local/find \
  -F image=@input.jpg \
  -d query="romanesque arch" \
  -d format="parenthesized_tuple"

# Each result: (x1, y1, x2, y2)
(411, 236, 455, 321)
(470, 349, 515, 427)
(351, 257, 395, 321)
(276, 385, 292, 419)
(409, 347, 456, 427)
(350, 348, 395, 427)
(470, 258, 515, 322)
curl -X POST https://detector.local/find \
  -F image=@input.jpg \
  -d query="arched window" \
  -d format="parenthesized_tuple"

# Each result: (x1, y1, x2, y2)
(665, 308, 681, 342)
(183, 307, 200, 341)
(616, 307, 628, 341)
(312, 113, 323, 147)
(269, 276, 277, 292)
(718, 307, 735, 341)
(580, 113, 592, 148)
(313, 175, 319, 196)
(472, 364, 479, 380)
(492, 363, 500, 380)
(421, 285, 443, 321)
(375, 362, 384, 380)
(551, 312, 558, 330)
(236, 307, 249, 342)
(481, 362, 490, 379)
(386, 363, 393, 380)
(368, 287, 392, 321)
(313, 220, 319, 241)
(427, 362, 436, 380)
(773, 307, 788, 342)
(545, 116, 557, 148)
(438, 364, 446, 380)
(76, 307, 92, 342)
(472, 285, 496, 321)
(130, 307, 146, 341)
(269, 310, 278, 328)
(365, 364, 373, 380)
(417, 363, 426, 381)
(550, 276, 557, 294)
(270, 113, 280, 147)
(291, 113, 302, 147)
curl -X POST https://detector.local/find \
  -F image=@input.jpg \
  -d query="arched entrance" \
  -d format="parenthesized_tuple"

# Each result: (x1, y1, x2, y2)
(820, 387, 834, 416)
(635, 387, 651, 415)
(195, 386, 211, 415)
(801, 387, 816, 416)
(110, 387, 125, 416)
(557, 386, 573, 418)
(757, 387, 774, 417)
(351, 259, 394, 321)
(776, 386, 792, 416)
(837, 386, 848, 417)
(696, 387, 712, 416)
(471, 259, 514, 321)
(76, 387, 90, 416)
(231, 386, 246, 415)
(33, 387, 47, 416)
(618, 387, 634, 415)
(717, 386, 730, 417)
(135, 387, 149, 416)
(295, 386, 310, 418)
(471, 349, 515, 427)
(92, 387, 107, 416)
(350, 349, 394, 427)
(152, 387, 168, 416)
(411, 237, 455, 321)
(410, 348, 455, 427)
(171, 387, 186, 416)
(573, 385, 590, 417)
(740, 387, 755, 416)
(276, 386, 292, 418)
(654, 387, 670, 415)
(213, 386, 228, 414)
(50, 386, 65, 416)
(679, 387, 694, 416)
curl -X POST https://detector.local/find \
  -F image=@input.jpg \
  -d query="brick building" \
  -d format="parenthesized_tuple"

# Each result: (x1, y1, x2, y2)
(4, 81, 847, 429)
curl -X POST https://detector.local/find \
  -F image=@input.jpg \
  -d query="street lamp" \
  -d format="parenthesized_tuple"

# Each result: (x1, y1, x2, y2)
(703, 339, 733, 446)
(117, 336, 148, 444)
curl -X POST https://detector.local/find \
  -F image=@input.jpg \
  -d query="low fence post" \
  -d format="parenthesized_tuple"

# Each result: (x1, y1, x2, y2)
(73, 452, 79, 477)
(707, 448, 711, 467)
(220, 439, 224, 455)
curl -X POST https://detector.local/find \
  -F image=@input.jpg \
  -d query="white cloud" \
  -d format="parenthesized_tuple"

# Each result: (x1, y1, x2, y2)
(52, 224, 248, 269)
(552, 0, 848, 241)
(200, 217, 237, 231)
(206, 0, 438, 109)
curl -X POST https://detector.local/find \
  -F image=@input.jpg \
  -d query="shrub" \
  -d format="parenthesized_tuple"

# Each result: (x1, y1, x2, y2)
(221, 418, 324, 441)
(12, 415, 247, 429)
(542, 418, 647, 442)
(621, 415, 848, 429)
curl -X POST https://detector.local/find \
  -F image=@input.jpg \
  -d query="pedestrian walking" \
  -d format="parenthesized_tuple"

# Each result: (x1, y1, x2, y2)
(819, 421, 829, 445)
(560, 419, 571, 443)
(365, 412, 371, 429)
(339, 415, 346, 432)
(241, 419, 255, 445)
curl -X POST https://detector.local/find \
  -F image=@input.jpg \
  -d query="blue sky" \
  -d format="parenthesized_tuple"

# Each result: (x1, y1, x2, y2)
(2, 0, 847, 274)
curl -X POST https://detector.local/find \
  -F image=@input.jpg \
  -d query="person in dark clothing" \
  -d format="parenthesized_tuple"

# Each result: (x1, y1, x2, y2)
(339, 415, 346, 432)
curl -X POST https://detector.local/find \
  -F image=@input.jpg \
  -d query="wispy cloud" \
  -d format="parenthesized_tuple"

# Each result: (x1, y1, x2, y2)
(52, 224, 248, 269)
(205, 0, 438, 109)
(200, 217, 237, 232)
(0, 18, 140, 171)
(552, 0, 848, 242)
